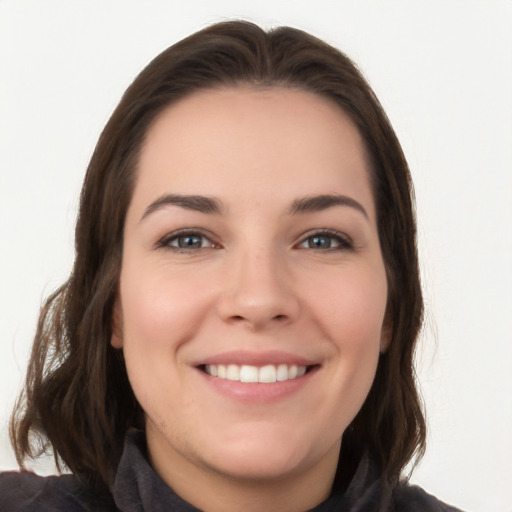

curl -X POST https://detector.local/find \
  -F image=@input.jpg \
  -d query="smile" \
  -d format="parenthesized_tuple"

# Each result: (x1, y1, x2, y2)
(203, 364, 308, 383)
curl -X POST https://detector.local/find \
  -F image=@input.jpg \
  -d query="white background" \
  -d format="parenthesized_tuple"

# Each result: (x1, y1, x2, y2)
(1, 2, 511, 511)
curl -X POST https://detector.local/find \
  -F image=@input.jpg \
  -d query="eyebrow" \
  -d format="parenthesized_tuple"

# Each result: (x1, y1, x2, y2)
(288, 194, 368, 219)
(140, 193, 368, 221)
(141, 194, 224, 221)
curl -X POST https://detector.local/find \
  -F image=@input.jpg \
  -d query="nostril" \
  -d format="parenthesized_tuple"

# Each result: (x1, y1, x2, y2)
(230, 314, 286, 321)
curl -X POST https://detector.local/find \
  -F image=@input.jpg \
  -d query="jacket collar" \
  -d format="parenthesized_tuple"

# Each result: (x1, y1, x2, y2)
(113, 430, 388, 512)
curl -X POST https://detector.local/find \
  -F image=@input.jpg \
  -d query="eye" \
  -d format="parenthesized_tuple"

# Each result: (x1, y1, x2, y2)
(297, 230, 352, 251)
(157, 230, 218, 251)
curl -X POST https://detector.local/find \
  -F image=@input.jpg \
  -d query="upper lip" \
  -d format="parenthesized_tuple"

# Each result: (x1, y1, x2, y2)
(193, 350, 319, 367)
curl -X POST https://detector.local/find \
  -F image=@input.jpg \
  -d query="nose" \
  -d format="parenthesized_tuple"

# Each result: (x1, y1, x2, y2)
(216, 247, 300, 330)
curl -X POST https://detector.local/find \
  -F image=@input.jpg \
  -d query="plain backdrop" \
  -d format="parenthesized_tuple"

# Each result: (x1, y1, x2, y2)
(1, 2, 511, 511)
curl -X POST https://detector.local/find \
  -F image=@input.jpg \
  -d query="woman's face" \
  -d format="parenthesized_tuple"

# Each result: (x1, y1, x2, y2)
(113, 87, 388, 488)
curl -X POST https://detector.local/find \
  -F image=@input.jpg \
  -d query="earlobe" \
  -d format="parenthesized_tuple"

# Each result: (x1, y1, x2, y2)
(111, 298, 124, 349)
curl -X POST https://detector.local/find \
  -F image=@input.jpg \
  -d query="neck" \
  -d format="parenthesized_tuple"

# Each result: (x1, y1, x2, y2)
(147, 434, 340, 512)
(172, 468, 334, 512)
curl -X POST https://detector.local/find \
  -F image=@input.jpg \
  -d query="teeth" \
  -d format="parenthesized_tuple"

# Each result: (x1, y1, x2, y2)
(217, 365, 227, 379)
(204, 363, 308, 383)
(226, 364, 240, 381)
(240, 365, 259, 383)
(276, 364, 288, 381)
(259, 365, 276, 383)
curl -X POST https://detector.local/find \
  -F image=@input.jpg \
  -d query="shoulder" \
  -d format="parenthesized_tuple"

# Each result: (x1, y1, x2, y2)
(0, 470, 116, 512)
(394, 481, 465, 512)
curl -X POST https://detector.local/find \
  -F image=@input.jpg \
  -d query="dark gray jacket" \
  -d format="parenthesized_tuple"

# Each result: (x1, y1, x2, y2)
(0, 432, 464, 512)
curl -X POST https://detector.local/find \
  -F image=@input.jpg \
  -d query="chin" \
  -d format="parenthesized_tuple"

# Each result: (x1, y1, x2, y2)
(207, 450, 310, 482)
(201, 429, 334, 482)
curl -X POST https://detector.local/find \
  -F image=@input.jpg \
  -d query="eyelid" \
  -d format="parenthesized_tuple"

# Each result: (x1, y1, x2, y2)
(155, 227, 352, 252)
(156, 228, 220, 251)
(295, 228, 353, 250)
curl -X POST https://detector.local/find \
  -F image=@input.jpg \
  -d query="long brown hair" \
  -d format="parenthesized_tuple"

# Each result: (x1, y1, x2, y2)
(11, 20, 425, 494)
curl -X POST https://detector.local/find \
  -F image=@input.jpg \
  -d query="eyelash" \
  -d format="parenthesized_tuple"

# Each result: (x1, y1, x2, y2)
(156, 229, 219, 252)
(156, 229, 353, 252)
(297, 229, 353, 251)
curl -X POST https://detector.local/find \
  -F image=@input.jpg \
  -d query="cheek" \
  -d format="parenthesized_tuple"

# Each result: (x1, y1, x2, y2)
(118, 267, 205, 417)
(312, 271, 386, 423)
(119, 261, 214, 352)
(307, 265, 388, 349)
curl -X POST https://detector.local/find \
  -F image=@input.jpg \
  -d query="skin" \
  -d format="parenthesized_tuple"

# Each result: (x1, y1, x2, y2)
(112, 86, 389, 512)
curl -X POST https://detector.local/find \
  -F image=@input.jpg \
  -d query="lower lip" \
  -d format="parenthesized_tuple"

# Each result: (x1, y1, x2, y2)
(197, 367, 318, 404)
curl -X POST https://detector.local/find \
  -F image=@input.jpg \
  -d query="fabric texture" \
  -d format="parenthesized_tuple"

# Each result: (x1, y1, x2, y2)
(0, 431, 464, 512)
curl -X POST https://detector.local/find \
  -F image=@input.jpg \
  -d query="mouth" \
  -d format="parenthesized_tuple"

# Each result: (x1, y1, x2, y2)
(199, 363, 317, 383)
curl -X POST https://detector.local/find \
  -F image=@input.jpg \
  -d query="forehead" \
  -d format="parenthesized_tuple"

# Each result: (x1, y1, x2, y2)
(132, 86, 375, 219)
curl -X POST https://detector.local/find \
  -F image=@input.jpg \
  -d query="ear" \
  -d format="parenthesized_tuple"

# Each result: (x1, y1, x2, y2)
(379, 316, 392, 353)
(111, 297, 124, 349)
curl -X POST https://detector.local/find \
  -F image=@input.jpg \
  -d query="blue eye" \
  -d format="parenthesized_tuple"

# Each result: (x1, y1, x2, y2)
(298, 231, 352, 250)
(173, 234, 207, 248)
(159, 231, 216, 250)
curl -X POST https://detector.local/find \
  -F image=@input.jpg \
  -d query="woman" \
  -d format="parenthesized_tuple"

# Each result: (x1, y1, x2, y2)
(1, 21, 463, 511)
